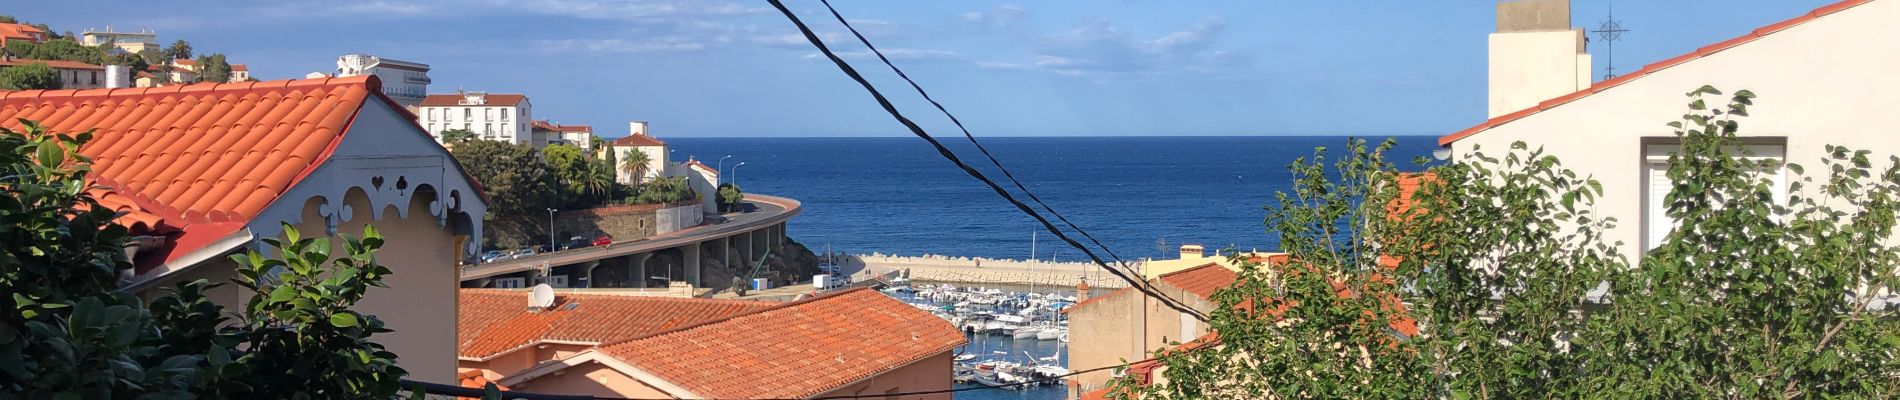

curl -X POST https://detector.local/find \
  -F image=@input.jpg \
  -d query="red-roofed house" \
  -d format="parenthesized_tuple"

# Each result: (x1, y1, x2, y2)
(607, 121, 667, 184)
(490, 288, 965, 399)
(456, 289, 777, 377)
(0, 23, 48, 48)
(531, 120, 596, 152)
(1440, 0, 1900, 258)
(0, 76, 489, 383)
(1062, 263, 1238, 395)
(0, 57, 107, 89)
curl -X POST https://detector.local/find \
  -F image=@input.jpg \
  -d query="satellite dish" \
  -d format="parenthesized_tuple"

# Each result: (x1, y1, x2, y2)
(528, 284, 556, 309)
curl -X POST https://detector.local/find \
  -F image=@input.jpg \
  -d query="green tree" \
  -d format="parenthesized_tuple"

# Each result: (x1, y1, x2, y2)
(718, 183, 744, 212)
(225, 224, 408, 398)
(630, 176, 693, 205)
(165, 39, 192, 60)
(449, 140, 555, 216)
(1119, 87, 1900, 399)
(0, 15, 17, 23)
(439, 128, 478, 144)
(195, 53, 231, 83)
(619, 148, 651, 186)
(0, 62, 62, 90)
(4, 39, 108, 64)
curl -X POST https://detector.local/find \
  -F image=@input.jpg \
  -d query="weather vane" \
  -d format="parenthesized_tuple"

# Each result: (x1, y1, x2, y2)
(1591, 1, 1630, 80)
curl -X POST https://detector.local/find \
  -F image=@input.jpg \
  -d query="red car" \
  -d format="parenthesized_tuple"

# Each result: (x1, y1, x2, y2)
(592, 235, 613, 246)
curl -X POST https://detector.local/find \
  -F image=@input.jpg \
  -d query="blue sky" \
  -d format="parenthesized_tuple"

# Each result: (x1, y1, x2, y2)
(11, 1, 1838, 137)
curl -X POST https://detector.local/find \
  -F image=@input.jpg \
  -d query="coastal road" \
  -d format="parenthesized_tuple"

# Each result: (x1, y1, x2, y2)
(460, 194, 801, 281)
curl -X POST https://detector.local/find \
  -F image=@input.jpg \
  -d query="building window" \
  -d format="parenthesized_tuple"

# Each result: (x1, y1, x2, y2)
(485, 108, 493, 120)
(464, 108, 471, 120)
(1642, 141, 1786, 251)
(427, 108, 435, 121)
(485, 123, 492, 134)
(493, 277, 525, 289)
(500, 108, 509, 121)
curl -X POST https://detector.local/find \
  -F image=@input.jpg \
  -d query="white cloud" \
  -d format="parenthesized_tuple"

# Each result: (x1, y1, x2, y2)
(538, 37, 705, 53)
(972, 13, 1246, 77)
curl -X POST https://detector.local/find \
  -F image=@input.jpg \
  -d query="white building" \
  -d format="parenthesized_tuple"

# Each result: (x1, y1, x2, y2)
(418, 91, 533, 146)
(607, 121, 667, 184)
(532, 120, 596, 153)
(1439, 0, 1900, 260)
(80, 27, 157, 55)
(335, 54, 431, 109)
(0, 58, 107, 89)
(667, 156, 721, 216)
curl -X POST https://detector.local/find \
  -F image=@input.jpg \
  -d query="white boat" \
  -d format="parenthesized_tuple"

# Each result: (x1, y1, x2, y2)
(954, 354, 976, 362)
(1035, 327, 1061, 340)
(1012, 327, 1038, 339)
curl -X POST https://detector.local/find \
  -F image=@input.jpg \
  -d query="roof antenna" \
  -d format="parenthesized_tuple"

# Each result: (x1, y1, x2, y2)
(1592, 1, 1630, 80)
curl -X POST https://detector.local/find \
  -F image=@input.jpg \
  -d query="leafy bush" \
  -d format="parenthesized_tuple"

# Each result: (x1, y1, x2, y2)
(717, 183, 744, 212)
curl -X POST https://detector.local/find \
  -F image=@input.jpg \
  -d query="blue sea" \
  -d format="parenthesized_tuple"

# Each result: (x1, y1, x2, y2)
(668, 136, 1438, 399)
(670, 136, 1440, 262)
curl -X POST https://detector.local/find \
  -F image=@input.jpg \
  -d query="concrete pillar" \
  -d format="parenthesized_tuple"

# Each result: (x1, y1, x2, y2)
(740, 232, 754, 268)
(577, 260, 601, 288)
(683, 242, 702, 287)
(633, 253, 653, 288)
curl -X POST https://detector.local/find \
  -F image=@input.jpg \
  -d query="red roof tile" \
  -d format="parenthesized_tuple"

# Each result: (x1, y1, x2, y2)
(0, 76, 415, 272)
(420, 93, 526, 107)
(1156, 263, 1238, 300)
(598, 288, 966, 399)
(0, 23, 47, 43)
(1439, 0, 1875, 146)
(530, 120, 593, 133)
(457, 289, 776, 359)
(609, 133, 664, 146)
(0, 59, 105, 70)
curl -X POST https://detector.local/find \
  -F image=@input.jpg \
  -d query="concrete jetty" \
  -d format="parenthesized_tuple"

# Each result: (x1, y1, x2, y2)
(839, 253, 1132, 289)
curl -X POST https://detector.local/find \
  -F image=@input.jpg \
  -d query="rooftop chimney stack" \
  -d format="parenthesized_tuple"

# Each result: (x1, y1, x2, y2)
(1488, 0, 1592, 118)
(1178, 244, 1205, 260)
(629, 121, 649, 136)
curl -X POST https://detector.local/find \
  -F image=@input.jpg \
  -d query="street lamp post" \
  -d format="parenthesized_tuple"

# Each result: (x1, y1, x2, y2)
(546, 208, 557, 253)
(731, 162, 748, 187)
(716, 155, 733, 184)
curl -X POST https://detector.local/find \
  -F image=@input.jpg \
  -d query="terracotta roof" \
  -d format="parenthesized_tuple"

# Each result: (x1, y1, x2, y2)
(0, 23, 46, 41)
(231, 64, 248, 72)
(456, 289, 776, 359)
(0, 59, 105, 70)
(598, 288, 966, 399)
(684, 158, 716, 175)
(420, 93, 526, 107)
(456, 369, 508, 398)
(1156, 263, 1239, 300)
(609, 133, 665, 146)
(0, 76, 427, 272)
(1440, 0, 1875, 146)
(530, 120, 593, 133)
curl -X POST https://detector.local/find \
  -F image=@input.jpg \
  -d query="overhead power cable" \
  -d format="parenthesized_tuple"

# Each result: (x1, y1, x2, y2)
(814, 0, 1135, 272)
(763, 0, 1209, 323)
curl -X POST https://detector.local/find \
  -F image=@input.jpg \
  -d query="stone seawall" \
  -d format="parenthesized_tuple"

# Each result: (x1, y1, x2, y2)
(487, 201, 700, 248)
(844, 253, 1131, 289)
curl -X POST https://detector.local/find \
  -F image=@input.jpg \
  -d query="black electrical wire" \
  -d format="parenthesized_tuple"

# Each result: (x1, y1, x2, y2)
(814, 0, 1136, 274)
(763, 0, 1210, 323)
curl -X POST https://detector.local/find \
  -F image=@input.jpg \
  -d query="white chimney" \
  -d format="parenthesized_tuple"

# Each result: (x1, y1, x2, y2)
(629, 121, 648, 136)
(1488, 0, 1591, 118)
(1178, 244, 1205, 260)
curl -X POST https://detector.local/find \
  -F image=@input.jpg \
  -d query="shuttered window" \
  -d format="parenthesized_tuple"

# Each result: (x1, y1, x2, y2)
(1642, 143, 1786, 251)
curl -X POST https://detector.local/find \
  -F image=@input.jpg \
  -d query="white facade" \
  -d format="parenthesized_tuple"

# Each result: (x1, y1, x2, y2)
(81, 27, 157, 54)
(418, 92, 533, 146)
(608, 121, 668, 184)
(1441, 0, 1900, 263)
(1487, 0, 1591, 118)
(336, 54, 431, 108)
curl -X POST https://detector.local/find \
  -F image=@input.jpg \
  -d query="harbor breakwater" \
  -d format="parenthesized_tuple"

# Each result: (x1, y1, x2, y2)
(841, 253, 1131, 289)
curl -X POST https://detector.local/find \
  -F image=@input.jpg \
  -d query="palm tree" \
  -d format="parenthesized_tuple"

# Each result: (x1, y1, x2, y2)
(581, 161, 614, 201)
(619, 149, 651, 185)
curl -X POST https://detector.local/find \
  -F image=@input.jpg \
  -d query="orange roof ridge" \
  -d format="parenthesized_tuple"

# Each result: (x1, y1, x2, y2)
(1438, 0, 1876, 146)
(1155, 262, 1225, 279)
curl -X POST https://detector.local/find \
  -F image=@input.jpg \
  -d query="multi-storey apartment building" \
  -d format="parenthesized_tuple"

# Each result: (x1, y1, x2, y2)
(335, 54, 431, 109)
(419, 91, 533, 146)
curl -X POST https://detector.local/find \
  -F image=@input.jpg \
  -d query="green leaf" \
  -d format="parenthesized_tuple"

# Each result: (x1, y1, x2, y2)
(330, 312, 359, 328)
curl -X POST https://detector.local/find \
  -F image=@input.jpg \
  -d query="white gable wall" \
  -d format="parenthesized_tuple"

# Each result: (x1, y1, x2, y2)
(1443, 0, 1900, 261)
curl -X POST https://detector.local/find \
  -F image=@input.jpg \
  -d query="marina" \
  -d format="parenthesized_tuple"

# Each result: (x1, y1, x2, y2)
(881, 283, 1078, 399)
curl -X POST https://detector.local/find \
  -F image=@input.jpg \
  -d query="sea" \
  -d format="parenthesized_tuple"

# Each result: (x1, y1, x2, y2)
(668, 136, 1440, 400)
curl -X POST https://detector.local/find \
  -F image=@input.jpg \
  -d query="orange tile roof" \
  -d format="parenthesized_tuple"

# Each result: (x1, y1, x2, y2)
(684, 158, 716, 174)
(1156, 263, 1238, 300)
(420, 93, 526, 107)
(456, 369, 508, 399)
(598, 288, 966, 399)
(1440, 0, 1875, 146)
(231, 64, 248, 72)
(609, 133, 665, 146)
(457, 289, 777, 359)
(0, 76, 425, 272)
(0, 59, 105, 70)
(530, 120, 593, 133)
(0, 23, 46, 43)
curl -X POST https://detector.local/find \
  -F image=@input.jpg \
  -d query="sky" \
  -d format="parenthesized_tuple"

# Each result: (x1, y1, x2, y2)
(9, 0, 1842, 137)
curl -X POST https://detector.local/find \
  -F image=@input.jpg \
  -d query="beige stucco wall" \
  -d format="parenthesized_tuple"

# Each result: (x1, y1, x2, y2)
(1448, 0, 1900, 263)
(510, 361, 676, 399)
(816, 352, 956, 400)
(1066, 292, 1137, 394)
(1487, 29, 1591, 118)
